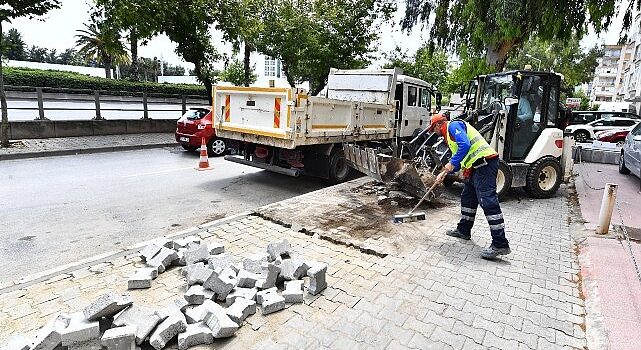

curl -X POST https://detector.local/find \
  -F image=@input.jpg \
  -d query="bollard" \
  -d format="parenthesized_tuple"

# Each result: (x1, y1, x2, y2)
(561, 135, 575, 182)
(94, 90, 103, 120)
(36, 87, 46, 120)
(596, 183, 618, 234)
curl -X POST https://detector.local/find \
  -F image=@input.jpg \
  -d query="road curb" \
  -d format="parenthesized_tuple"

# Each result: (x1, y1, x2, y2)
(0, 142, 179, 161)
(0, 211, 251, 295)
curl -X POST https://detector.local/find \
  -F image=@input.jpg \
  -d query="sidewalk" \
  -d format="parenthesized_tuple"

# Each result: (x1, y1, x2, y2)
(0, 133, 177, 161)
(0, 179, 587, 349)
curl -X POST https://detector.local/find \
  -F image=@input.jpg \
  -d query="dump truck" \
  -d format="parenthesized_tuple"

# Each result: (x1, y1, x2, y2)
(345, 69, 575, 199)
(213, 68, 441, 182)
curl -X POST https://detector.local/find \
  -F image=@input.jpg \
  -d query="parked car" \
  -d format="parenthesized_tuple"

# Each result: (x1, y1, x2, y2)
(564, 117, 639, 143)
(619, 122, 641, 178)
(569, 111, 640, 125)
(175, 107, 227, 156)
(596, 129, 633, 146)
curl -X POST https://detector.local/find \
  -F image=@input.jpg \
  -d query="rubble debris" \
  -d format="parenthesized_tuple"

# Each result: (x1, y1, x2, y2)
(184, 300, 222, 324)
(31, 313, 71, 350)
(172, 236, 201, 250)
(184, 265, 214, 286)
(202, 307, 239, 338)
(100, 325, 136, 350)
(243, 253, 269, 273)
(307, 263, 328, 295)
(207, 253, 233, 271)
(148, 314, 187, 350)
(146, 247, 178, 273)
(139, 243, 162, 262)
(60, 312, 100, 346)
(225, 287, 257, 305)
(226, 297, 256, 325)
(266, 239, 290, 260)
(112, 305, 161, 345)
(209, 242, 225, 255)
(237, 269, 260, 288)
(184, 285, 214, 305)
(177, 323, 213, 350)
(184, 243, 209, 265)
(261, 291, 286, 315)
(256, 263, 280, 289)
(256, 287, 277, 305)
(4, 334, 31, 350)
(128, 268, 157, 289)
(203, 271, 236, 301)
(282, 280, 304, 303)
(83, 293, 133, 321)
(279, 259, 309, 281)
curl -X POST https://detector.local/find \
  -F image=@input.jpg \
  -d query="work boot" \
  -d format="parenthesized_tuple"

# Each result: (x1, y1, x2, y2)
(445, 228, 471, 240)
(480, 245, 511, 260)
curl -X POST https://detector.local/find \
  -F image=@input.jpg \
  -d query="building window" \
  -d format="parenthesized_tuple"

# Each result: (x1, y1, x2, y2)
(264, 56, 282, 78)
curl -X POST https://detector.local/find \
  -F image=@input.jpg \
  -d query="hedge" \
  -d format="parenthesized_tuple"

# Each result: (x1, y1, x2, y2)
(1, 67, 208, 97)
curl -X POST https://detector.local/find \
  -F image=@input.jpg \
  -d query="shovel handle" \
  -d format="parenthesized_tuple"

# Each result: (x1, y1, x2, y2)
(407, 170, 447, 215)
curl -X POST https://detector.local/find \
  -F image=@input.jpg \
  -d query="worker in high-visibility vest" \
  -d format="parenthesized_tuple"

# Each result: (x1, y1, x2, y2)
(429, 114, 511, 260)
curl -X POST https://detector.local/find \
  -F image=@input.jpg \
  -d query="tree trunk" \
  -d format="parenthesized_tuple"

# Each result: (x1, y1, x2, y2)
(130, 29, 139, 81)
(310, 78, 328, 96)
(194, 62, 213, 105)
(243, 42, 251, 87)
(104, 56, 112, 79)
(0, 21, 10, 148)
(485, 39, 518, 72)
(282, 62, 296, 88)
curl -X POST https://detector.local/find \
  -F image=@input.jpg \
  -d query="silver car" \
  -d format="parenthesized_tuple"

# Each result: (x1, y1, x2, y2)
(619, 122, 641, 178)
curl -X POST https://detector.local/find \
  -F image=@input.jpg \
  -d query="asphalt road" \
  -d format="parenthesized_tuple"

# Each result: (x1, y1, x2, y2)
(0, 147, 327, 284)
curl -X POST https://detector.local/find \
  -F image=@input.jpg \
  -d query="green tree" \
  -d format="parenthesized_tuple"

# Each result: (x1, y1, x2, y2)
(162, 62, 186, 77)
(1, 0, 62, 148)
(219, 59, 257, 86)
(384, 45, 449, 90)
(26, 45, 48, 62)
(256, 0, 395, 95)
(1, 28, 26, 60)
(402, 0, 625, 72)
(75, 18, 130, 79)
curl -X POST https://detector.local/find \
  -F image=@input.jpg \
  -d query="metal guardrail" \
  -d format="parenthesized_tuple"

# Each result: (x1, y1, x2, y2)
(4, 85, 209, 120)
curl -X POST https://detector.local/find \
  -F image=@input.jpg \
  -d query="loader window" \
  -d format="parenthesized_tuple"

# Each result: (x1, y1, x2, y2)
(547, 86, 558, 126)
(511, 76, 544, 159)
(407, 86, 418, 106)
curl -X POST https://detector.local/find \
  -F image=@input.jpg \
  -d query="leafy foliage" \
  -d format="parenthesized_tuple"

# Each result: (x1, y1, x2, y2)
(75, 17, 130, 78)
(1, 28, 26, 60)
(219, 59, 256, 86)
(2, 67, 207, 96)
(384, 45, 449, 90)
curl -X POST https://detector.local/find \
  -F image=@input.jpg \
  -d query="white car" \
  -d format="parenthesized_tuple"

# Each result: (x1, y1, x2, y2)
(564, 117, 639, 143)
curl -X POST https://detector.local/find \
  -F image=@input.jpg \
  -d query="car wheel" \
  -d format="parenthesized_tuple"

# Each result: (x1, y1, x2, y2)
(525, 157, 562, 199)
(616, 140, 625, 147)
(181, 144, 197, 152)
(207, 138, 227, 157)
(574, 130, 590, 143)
(496, 160, 512, 200)
(328, 148, 351, 184)
(619, 151, 631, 175)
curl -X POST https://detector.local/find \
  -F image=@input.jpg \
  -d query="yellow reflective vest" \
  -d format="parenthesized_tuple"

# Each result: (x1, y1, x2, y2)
(446, 121, 497, 170)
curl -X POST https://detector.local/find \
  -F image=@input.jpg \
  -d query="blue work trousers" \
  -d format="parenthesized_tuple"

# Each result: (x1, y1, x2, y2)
(456, 157, 509, 248)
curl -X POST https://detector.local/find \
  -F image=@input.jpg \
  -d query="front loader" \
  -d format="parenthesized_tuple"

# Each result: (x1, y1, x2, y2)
(345, 70, 573, 200)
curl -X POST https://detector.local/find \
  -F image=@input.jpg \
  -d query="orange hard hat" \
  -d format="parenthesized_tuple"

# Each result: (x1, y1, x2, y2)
(428, 114, 448, 132)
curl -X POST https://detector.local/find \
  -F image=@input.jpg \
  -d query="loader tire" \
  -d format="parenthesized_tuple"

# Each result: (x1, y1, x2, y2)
(328, 148, 351, 184)
(496, 160, 511, 200)
(525, 157, 562, 199)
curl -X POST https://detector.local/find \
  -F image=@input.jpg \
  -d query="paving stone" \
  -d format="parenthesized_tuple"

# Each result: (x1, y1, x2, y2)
(3, 334, 31, 350)
(156, 300, 187, 322)
(146, 247, 178, 274)
(225, 287, 258, 305)
(100, 325, 136, 350)
(256, 287, 278, 305)
(184, 244, 209, 265)
(31, 313, 71, 350)
(266, 239, 291, 260)
(66, 340, 102, 350)
(226, 297, 257, 325)
(243, 253, 270, 273)
(229, 263, 242, 275)
(209, 242, 225, 255)
(282, 280, 304, 303)
(207, 253, 233, 271)
(261, 292, 286, 315)
(279, 259, 309, 281)
(185, 265, 214, 286)
(181, 262, 204, 278)
(60, 312, 100, 346)
(148, 314, 187, 350)
(139, 243, 162, 262)
(184, 285, 214, 305)
(127, 268, 157, 290)
(203, 307, 239, 338)
(177, 322, 214, 350)
(83, 293, 133, 321)
(112, 305, 161, 345)
(203, 271, 236, 301)
(175, 249, 187, 267)
(237, 269, 261, 288)
(307, 263, 328, 295)
(184, 300, 223, 324)
(256, 263, 281, 289)
(172, 236, 201, 250)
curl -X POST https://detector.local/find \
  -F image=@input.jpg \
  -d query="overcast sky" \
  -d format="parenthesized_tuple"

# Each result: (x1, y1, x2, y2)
(6, 0, 628, 72)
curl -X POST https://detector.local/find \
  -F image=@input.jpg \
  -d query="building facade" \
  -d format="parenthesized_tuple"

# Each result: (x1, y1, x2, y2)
(589, 45, 625, 104)
(622, 8, 641, 114)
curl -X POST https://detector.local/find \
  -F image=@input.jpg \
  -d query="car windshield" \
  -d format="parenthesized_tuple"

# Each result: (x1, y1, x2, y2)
(477, 75, 514, 112)
(184, 109, 209, 120)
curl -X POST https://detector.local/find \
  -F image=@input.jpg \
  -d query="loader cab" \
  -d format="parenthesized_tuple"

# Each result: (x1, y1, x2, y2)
(394, 75, 437, 138)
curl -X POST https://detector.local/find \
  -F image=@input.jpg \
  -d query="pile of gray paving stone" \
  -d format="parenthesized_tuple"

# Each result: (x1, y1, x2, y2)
(3, 237, 327, 350)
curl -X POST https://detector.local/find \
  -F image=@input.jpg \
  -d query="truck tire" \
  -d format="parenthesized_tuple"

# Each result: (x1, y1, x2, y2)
(525, 157, 562, 199)
(619, 151, 631, 175)
(328, 149, 351, 184)
(496, 160, 512, 200)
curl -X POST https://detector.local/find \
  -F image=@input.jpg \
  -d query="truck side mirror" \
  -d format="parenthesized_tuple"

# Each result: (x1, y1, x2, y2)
(435, 92, 442, 107)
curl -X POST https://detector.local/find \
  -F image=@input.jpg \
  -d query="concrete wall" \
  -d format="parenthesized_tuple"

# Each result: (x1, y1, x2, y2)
(8, 119, 177, 140)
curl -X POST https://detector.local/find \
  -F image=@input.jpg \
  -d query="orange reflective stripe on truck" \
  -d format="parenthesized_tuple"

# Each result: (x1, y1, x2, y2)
(274, 97, 281, 128)
(224, 95, 231, 122)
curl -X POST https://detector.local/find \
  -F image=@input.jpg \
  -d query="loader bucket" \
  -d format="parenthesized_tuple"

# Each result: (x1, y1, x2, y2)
(343, 144, 438, 198)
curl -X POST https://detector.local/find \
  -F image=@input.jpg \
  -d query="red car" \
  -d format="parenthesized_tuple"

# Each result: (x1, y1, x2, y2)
(175, 107, 227, 156)
(596, 129, 631, 147)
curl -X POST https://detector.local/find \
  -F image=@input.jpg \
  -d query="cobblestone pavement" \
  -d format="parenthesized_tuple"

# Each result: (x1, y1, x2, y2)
(0, 132, 175, 157)
(0, 181, 586, 349)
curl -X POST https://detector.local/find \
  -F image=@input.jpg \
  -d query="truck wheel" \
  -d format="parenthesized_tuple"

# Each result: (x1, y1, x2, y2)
(496, 160, 512, 200)
(207, 138, 227, 157)
(525, 157, 562, 199)
(619, 151, 631, 175)
(328, 149, 351, 184)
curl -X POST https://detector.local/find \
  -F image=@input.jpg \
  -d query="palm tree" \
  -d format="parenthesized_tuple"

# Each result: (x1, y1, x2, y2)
(75, 21, 129, 78)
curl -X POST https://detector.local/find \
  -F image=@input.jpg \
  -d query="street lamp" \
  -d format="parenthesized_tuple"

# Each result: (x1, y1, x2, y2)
(525, 54, 542, 71)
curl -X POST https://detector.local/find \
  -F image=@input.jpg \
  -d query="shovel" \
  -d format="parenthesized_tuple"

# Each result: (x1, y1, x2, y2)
(393, 170, 447, 223)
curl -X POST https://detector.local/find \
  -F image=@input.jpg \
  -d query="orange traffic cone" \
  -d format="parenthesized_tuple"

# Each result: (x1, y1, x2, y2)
(195, 137, 213, 171)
